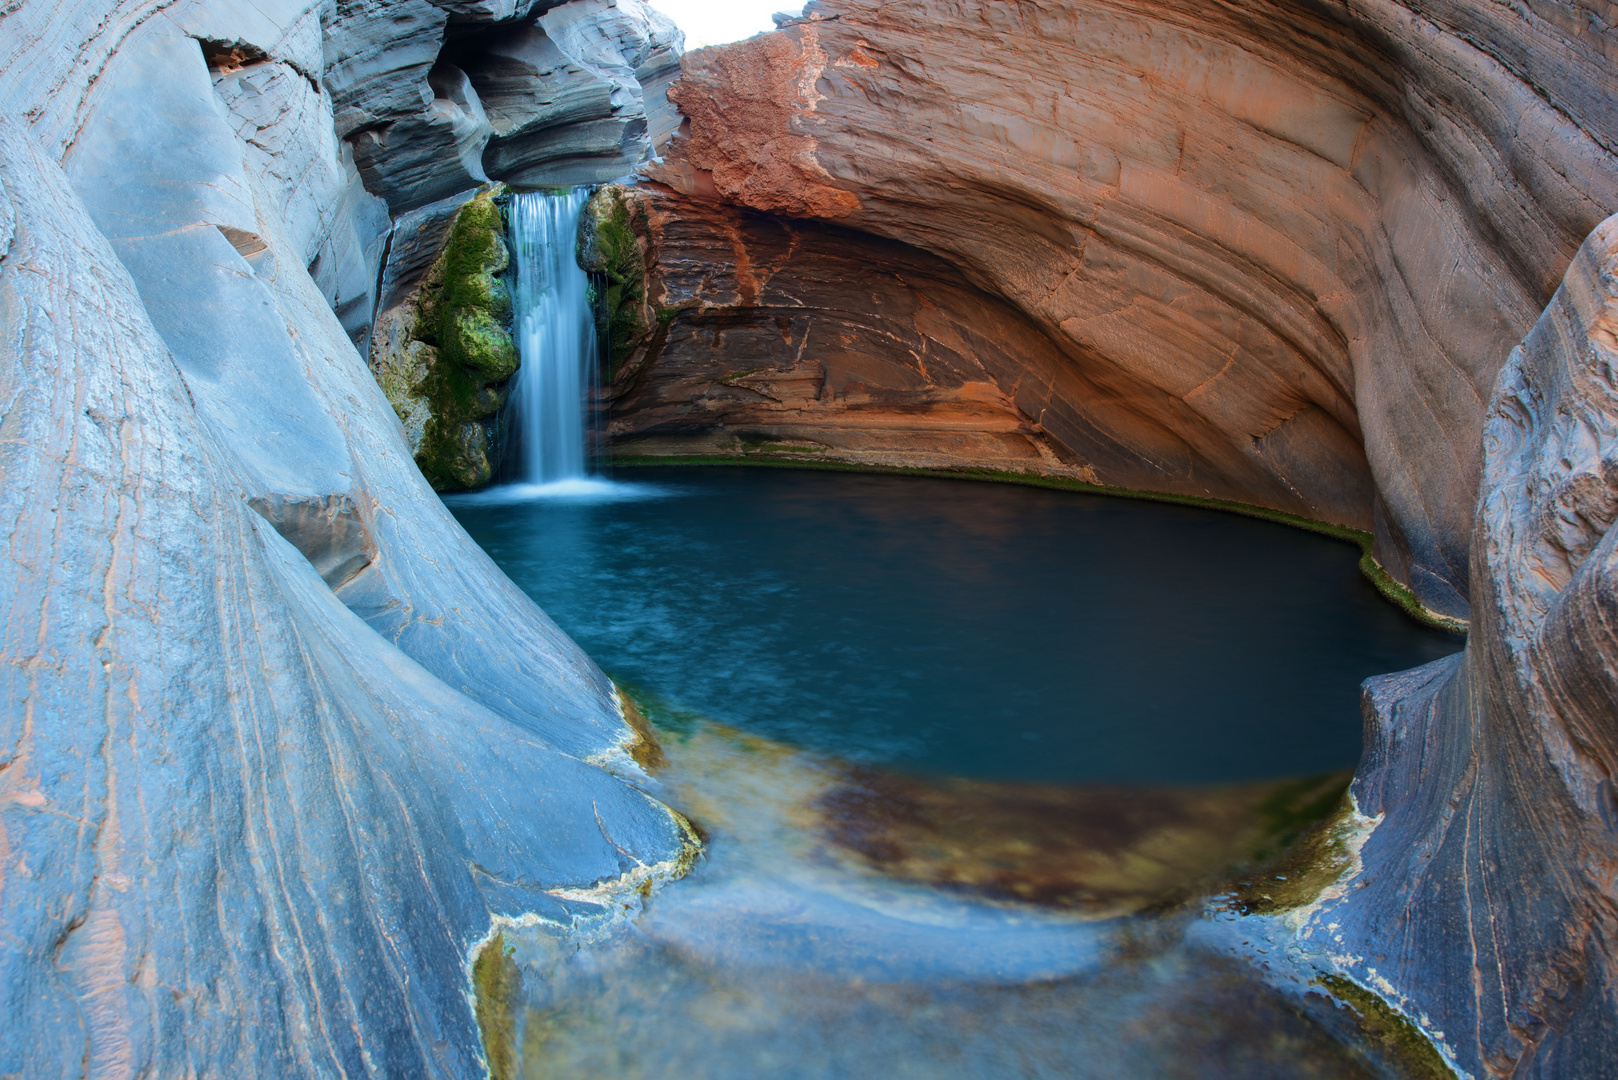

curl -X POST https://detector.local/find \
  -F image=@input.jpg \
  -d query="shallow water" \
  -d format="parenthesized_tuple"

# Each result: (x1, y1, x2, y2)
(450, 466, 1460, 784)
(483, 722, 1397, 1079)
(451, 467, 1464, 1079)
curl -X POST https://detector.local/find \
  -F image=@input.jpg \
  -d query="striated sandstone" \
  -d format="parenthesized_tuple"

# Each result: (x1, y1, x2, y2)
(640, 0, 1618, 620)
(1309, 215, 1618, 1080)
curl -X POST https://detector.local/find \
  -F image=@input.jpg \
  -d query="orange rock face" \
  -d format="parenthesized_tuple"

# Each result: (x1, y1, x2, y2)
(621, 0, 1618, 620)
(605, 5, 1618, 1074)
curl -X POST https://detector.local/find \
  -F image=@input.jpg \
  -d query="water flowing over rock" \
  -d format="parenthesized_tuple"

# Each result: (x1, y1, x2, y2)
(508, 188, 600, 482)
(0, 1, 691, 1076)
(4, 0, 1618, 1074)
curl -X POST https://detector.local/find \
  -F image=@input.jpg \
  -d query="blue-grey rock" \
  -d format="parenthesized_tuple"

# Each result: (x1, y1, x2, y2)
(1304, 216, 1618, 1078)
(0, 1, 694, 1076)
(468, 0, 683, 187)
(321, 0, 680, 211)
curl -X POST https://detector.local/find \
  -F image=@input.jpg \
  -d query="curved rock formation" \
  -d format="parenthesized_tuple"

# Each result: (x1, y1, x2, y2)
(5, 0, 1616, 1074)
(1322, 215, 1618, 1080)
(626, 0, 1618, 621)
(599, 1, 1618, 1072)
(330, 0, 681, 211)
(0, 1, 692, 1076)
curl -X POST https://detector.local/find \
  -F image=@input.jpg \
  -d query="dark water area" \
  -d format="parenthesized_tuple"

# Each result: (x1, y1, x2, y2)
(449, 466, 1463, 1079)
(449, 466, 1460, 785)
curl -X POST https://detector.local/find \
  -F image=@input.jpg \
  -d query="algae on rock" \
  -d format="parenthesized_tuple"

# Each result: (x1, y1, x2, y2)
(473, 932, 524, 1080)
(578, 184, 654, 381)
(370, 185, 519, 491)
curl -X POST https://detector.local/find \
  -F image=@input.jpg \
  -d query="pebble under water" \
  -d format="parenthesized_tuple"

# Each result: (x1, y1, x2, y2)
(447, 467, 1466, 1080)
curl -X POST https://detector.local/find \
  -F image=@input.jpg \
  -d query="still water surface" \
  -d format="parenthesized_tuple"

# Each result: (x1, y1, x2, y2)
(450, 466, 1461, 784)
(448, 467, 1465, 1079)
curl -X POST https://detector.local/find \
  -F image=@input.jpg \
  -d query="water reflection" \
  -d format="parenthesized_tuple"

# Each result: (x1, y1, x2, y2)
(451, 466, 1461, 784)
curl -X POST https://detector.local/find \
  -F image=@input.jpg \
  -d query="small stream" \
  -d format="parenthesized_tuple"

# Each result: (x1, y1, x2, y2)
(448, 467, 1461, 1078)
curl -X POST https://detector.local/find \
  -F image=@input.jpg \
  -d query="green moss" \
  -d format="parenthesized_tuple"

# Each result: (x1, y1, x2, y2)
(608, 453, 1468, 634)
(579, 186, 651, 380)
(1317, 975, 1457, 1080)
(411, 187, 517, 491)
(472, 932, 523, 1080)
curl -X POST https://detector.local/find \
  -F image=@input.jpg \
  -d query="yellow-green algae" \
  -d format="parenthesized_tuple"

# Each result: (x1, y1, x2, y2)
(610, 452, 1467, 634)
(1317, 975, 1458, 1080)
(472, 932, 523, 1080)
(409, 186, 518, 490)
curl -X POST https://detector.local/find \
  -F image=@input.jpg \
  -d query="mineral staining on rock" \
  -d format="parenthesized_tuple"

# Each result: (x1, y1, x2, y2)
(373, 186, 519, 490)
(635, 0, 1618, 625)
(474, 932, 525, 1080)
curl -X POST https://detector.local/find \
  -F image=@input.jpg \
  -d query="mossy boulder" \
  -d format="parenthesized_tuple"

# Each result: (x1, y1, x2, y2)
(578, 184, 654, 381)
(369, 185, 519, 492)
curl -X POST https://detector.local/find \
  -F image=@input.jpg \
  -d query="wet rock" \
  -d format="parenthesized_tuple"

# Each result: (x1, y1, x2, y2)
(371, 186, 520, 490)
(820, 768, 1353, 918)
(1300, 216, 1618, 1080)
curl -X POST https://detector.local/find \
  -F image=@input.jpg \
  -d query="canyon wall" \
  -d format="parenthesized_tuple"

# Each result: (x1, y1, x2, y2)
(0, 1, 689, 1076)
(619, 0, 1618, 621)
(602, 5, 1618, 1071)
(1321, 215, 1618, 1080)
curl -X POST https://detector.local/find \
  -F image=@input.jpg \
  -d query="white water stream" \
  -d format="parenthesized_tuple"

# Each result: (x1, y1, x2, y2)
(506, 189, 598, 487)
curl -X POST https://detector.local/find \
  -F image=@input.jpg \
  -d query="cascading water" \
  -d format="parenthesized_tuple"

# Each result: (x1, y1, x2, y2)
(506, 188, 598, 486)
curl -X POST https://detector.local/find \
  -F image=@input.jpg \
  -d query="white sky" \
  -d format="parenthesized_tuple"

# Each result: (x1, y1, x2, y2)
(649, 0, 805, 49)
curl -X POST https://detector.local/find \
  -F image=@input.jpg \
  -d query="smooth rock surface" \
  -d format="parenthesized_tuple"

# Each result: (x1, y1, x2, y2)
(1304, 215, 1618, 1080)
(640, 0, 1618, 619)
(0, 0, 692, 1075)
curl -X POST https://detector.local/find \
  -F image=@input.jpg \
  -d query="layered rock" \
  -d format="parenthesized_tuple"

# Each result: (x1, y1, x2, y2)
(597, 8, 1618, 1069)
(590, 186, 1106, 474)
(327, 0, 682, 212)
(0, 1, 692, 1076)
(1311, 216, 1618, 1080)
(455, 0, 683, 187)
(631, 0, 1618, 621)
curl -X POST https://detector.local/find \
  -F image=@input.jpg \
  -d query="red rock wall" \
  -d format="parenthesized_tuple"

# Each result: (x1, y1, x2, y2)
(616, 0, 1618, 620)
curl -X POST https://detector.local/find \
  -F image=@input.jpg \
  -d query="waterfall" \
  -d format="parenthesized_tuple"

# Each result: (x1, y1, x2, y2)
(506, 188, 598, 485)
